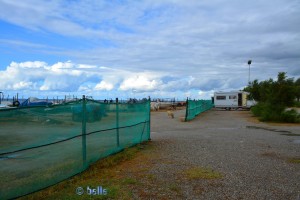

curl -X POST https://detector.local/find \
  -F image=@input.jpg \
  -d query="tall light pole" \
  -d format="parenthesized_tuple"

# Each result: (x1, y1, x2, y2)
(132, 89, 137, 99)
(247, 60, 252, 84)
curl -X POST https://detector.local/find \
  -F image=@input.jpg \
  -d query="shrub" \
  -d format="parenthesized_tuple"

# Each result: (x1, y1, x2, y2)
(251, 103, 285, 122)
(251, 103, 264, 117)
(246, 72, 300, 123)
(294, 101, 300, 108)
(280, 109, 300, 123)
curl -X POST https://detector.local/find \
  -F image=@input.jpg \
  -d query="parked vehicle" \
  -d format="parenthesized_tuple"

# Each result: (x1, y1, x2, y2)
(213, 91, 256, 110)
(19, 97, 53, 107)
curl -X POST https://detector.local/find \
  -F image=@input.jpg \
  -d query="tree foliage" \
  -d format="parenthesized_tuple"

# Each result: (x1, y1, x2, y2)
(295, 78, 300, 102)
(244, 72, 300, 123)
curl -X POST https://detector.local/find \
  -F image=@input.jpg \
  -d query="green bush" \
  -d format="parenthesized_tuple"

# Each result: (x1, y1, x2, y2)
(263, 104, 285, 122)
(246, 72, 300, 123)
(251, 103, 300, 123)
(280, 109, 300, 123)
(294, 101, 300, 108)
(250, 103, 263, 117)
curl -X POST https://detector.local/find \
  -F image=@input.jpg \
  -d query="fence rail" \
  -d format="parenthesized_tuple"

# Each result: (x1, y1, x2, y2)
(0, 96, 151, 199)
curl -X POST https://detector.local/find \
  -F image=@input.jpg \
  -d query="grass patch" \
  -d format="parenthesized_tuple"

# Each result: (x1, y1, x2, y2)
(261, 152, 300, 164)
(288, 158, 300, 164)
(122, 178, 138, 185)
(19, 142, 153, 200)
(169, 183, 181, 193)
(97, 147, 138, 168)
(145, 174, 155, 181)
(184, 167, 223, 180)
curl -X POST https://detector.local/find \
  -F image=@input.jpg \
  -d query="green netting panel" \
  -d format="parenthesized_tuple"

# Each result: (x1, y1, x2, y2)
(0, 98, 151, 199)
(185, 100, 213, 121)
(0, 101, 83, 155)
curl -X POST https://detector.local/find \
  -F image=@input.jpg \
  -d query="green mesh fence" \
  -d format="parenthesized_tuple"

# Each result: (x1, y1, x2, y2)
(185, 99, 213, 121)
(0, 97, 150, 199)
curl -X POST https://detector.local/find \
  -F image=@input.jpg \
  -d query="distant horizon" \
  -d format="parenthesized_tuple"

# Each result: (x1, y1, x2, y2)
(0, 92, 210, 102)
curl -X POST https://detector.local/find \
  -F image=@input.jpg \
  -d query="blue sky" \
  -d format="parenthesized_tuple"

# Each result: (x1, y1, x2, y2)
(0, 0, 300, 100)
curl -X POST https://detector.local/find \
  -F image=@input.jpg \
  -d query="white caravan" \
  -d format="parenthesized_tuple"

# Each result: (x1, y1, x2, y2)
(213, 91, 255, 110)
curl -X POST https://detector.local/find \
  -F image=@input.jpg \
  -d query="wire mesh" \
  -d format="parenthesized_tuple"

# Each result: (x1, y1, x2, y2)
(185, 100, 213, 121)
(0, 97, 151, 199)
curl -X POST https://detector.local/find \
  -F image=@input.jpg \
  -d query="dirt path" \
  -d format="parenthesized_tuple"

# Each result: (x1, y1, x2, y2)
(138, 109, 300, 199)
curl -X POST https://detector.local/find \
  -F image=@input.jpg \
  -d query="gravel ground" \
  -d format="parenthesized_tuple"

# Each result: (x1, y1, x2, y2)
(145, 108, 300, 200)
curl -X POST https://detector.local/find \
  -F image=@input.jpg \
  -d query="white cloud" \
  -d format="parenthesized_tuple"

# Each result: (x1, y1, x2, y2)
(1, 61, 93, 92)
(0, 0, 299, 100)
(198, 90, 214, 100)
(0, 61, 222, 100)
(12, 81, 33, 90)
(78, 85, 91, 92)
(95, 81, 114, 91)
(119, 74, 162, 91)
(17, 61, 46, 68)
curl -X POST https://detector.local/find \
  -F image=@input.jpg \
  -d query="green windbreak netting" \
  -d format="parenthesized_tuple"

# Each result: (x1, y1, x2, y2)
(0, 98, 150, 200)
(185, 100, 213, 121)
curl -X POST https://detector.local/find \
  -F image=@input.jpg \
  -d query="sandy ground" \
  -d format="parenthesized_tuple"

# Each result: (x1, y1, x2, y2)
(142, 108, 300, 199)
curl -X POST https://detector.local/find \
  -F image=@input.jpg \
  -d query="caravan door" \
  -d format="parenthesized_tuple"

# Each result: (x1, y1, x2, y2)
(238, 93, 242, 106)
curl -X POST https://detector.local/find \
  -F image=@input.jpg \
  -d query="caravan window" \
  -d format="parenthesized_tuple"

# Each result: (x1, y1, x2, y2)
(229, 95, 236, 99)
(216, 96, 226, 100)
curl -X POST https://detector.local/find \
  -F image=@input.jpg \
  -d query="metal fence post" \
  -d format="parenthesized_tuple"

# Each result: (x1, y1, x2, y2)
(116, 98, 120, 147)
(82, 95, 87, 168)
(185, 97, 189, 122)
(148, 96, 151, 141)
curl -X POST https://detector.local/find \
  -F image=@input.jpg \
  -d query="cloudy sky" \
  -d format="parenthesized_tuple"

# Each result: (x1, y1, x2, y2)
(0, 0, 299, 100)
